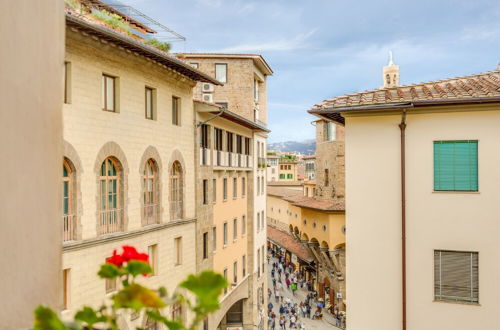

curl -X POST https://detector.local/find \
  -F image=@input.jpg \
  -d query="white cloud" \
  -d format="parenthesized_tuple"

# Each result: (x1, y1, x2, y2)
(213, 28, 318, 52)
(461, 25, 500, 41)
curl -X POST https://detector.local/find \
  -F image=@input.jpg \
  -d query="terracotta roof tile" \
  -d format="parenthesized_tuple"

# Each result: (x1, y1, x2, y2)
(310, 70, 500, 112)
(267, 226, 313, 262)
(292, 198, 345, 212)
(267, 187, 303, 198)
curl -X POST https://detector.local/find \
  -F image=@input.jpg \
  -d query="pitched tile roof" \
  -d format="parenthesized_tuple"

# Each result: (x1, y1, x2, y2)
(267, 226, 313, 262)
(267, 187, 303, 198)
(309, 70, 500, 123)
(313, 70, 500, 110)
(292, 198, 345, 212)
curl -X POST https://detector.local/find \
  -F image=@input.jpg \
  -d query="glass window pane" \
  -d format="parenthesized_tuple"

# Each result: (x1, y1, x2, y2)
(146, 88, 152, 118)
(215, 64, 227, 83)
(106, 77, 115, 111)
(63, 165, 68, 177)
(102, 75, 106, 109)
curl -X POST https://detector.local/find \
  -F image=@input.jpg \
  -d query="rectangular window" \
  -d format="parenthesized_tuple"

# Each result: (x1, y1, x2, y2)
(254, 79, 259, 101)
(236, 135, 243, 154)
(257, 176, 260, 196)
(148, 244, 157, 275)
(279, 174, 285, 179)
(261, 245, 265, 274)
(223, 268, 228, 294)
(233, 261, 238, 284)
(233, 218, 237, 240)
(261, 211, 265, 229)
(242, 255, 246, 277)
(287, 174, 293, 179)
(233, 178, 237, 199)
(175, 237, 182, 265)
(215, 63, 227, 83)
(102, 74, 116, 111)
(63, 268, 70, 309)
(223, 222, 228, 246)
(244, 138, 251, 155)
(242, 215, 246, 236)
(203, 232, 208, 259)
(214, 128, 223, 151)
(190, 62, 199, 69)
(212, 178, 217, 203)
(200, 124, 209, 148)
(242, 177, 246, 197)
(261, 177, 264, 194)
(202, 179, 208, 205)
(434, 250, 479, 304)
(212, 226, 217, 251)
(223, 178, 228, 201)
(226, 132, 234, 153)
(324, 169, 329, 187)
(434, 141, 478, 191)
(172, 96, 180, 126)
(64, 62, 71, 104)
(145, 87, 154, 119)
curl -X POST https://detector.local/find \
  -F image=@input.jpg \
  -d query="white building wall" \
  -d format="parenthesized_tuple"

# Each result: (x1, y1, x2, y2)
(345, 107, 500, 330)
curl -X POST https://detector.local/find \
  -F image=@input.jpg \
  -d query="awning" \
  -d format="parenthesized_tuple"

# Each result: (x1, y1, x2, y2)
(267, 226, 313, 263)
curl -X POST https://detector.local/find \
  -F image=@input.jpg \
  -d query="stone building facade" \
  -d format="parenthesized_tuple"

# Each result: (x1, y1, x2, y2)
(60, 6, 220, 328)
(0, 1, 64, 327)
(182, 53, 273, 329)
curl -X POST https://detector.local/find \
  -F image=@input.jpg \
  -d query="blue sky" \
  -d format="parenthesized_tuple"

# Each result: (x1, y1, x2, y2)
(126, 0, 500, 143)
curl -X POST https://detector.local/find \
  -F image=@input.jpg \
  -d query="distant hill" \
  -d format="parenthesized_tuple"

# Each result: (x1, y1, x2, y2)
(268, 140, 316, 155)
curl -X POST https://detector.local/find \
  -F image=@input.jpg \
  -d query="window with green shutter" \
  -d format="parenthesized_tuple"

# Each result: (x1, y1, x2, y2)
(434, 140, 478, 191)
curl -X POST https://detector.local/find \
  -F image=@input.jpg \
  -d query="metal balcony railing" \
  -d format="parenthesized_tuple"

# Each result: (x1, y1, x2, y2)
(98, 208, 123, 235)
(63, 214, 77, 242)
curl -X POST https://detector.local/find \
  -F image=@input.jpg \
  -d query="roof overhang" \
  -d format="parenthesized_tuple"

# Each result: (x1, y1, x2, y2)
(66, 13, 223, 85)
(194, 101, 270, 132)
(308, 97, 500, 125)
(178, 53, 273, 76)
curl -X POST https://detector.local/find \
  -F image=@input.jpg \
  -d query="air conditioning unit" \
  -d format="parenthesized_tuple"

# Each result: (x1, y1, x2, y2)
(202, 83, 214, 92)
(202, 93, 213, 103)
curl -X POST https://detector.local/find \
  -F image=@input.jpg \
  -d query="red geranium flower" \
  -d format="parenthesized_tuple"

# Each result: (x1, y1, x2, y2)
(106, 249, 124, 267)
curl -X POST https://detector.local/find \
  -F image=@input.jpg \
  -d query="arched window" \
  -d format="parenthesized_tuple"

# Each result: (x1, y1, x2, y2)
(170, 161, 183, 220)
(63, 158, 76, 241)
(99, 157, 122, 234)
(143, 159, 159, 225)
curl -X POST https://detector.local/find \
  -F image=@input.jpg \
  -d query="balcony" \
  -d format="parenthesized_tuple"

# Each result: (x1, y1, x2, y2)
(143, 203, 159, 225)
(213, 150, 252, 170)
(200, 147, 210, 166)
(63, 214, 77, 242)
(98, 209, 123, 235)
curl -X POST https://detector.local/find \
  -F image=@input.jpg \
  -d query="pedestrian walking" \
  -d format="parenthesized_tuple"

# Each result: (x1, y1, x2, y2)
(290, 282, 297, 296)
(279, 316, 286, 330)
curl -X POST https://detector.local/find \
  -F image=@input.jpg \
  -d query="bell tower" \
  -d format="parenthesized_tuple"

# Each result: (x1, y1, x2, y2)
(382, 51, 400, 88)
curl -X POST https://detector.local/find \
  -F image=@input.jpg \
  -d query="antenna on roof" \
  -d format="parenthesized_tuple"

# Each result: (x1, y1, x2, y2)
(388, 50, 394, 66)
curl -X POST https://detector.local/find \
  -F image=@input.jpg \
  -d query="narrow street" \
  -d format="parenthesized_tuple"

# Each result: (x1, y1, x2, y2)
(267, 257, 342, 330)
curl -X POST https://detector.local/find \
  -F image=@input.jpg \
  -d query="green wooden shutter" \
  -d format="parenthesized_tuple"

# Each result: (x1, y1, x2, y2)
(434, 141, 478, 191)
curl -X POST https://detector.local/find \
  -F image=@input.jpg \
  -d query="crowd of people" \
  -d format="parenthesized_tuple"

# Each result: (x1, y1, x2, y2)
(266, 249, 346, 329)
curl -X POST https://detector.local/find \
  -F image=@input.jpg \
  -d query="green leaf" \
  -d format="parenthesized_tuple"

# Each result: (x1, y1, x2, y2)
(98, 263, 121, 279)
(125, 260, 152, 277)
(113, 283, 166, 310)
(146, 311, 184, 330)
(158, 286, 168, 298)
(34, 306, 66, 330)
(180, 271, 228, 313)
(74, 306, 106, 327)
